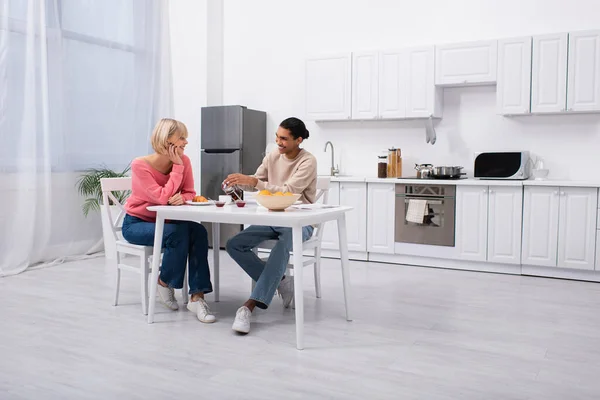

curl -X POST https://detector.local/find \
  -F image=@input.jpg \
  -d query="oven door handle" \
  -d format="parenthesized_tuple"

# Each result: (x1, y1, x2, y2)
(403, 198, 443, 205)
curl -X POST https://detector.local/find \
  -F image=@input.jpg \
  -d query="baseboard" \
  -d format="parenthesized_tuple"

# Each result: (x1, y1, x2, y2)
(367, 253, 521, 275)
(521, 265, 600, 283)
(320, 249, 368, 261)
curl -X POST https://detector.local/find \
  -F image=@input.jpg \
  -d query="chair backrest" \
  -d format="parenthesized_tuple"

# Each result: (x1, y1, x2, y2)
(313, 176, 331, 240)
(100, 177, 131, 241)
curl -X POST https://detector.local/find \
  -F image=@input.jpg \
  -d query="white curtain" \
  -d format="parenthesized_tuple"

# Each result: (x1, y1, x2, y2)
(0, 0, 173, 276)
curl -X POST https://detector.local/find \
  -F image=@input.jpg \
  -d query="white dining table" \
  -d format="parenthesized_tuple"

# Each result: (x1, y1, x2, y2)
(146, 202, 353, 350)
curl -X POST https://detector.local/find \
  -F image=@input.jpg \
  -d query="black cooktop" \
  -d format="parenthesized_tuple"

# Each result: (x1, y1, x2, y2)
(396, 176, 468, 180)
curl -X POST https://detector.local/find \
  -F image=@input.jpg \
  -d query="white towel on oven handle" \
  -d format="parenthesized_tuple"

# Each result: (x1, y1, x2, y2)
(406, 199, 428, 224)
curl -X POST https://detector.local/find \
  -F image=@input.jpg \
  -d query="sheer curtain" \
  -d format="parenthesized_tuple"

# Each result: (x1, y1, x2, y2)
(0, 0, 173, 276)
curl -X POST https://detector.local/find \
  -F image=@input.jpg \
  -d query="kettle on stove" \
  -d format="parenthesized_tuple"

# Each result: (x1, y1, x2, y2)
(414, 163, 434, 179)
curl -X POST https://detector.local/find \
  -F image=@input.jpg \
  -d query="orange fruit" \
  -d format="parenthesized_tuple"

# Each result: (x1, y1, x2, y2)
(258, 190, 272, 196)
(283, 192, 294, 196)
(273, 191, 284, 196)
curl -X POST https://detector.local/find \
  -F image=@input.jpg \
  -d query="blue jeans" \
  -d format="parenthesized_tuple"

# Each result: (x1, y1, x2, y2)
(226, 225, 314, 309)
(121, 214, 213, 295)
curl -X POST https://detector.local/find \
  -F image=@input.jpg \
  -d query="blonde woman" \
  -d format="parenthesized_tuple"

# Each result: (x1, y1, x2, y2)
(122, 118, 215, 323)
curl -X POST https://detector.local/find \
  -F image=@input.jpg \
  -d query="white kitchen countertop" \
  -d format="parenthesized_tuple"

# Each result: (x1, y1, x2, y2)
(326, 175, 600, 188)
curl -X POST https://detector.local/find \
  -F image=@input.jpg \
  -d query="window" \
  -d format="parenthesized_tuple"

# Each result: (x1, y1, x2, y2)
(0, 0, 166, 171)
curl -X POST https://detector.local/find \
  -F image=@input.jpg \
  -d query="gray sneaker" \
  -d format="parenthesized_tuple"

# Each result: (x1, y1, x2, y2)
(277, 276, 294, 309)
(157, 284, 178, 311)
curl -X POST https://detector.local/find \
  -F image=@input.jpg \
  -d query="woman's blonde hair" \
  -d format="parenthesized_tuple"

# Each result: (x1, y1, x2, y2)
(150, 118, 189, 154)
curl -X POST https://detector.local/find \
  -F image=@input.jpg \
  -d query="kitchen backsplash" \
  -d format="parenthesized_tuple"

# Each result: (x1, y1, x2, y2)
(301, 86, 600, 180)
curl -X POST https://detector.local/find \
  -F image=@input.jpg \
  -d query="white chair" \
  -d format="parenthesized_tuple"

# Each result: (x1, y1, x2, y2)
(252, 176, 331, 298)
(100, 177, 188, 315)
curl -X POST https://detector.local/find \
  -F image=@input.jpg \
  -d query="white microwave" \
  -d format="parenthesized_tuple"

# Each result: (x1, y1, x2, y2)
(474, 151, 531, 180)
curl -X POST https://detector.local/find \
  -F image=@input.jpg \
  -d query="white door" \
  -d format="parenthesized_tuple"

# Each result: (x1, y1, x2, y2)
(340, 182, 367, 252)
(455, 186, 488, 261)
(378, 50, 407, 119)
(521, 186, 560, 267)
(531, 33, 568, 113)
(435, 40, 498, 85)
(367, 183, 396, 254)
(406, 46, 441, 118)
(305, 54, 352, 120)
(567, 30, 600, 112)
(320, 182, 340, 250)
(558, 187, 598, 270)
(497, 37, 532, 115)
(487, 186, 523, 264)
(352, 52, 379, 120)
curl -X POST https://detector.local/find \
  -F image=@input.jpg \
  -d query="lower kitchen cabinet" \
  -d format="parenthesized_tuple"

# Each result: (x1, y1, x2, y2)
(456, 185, 523, 264)
(367, 183, 395, 254)
(321, 181, 368, 252)
(522, 186, 598, 270)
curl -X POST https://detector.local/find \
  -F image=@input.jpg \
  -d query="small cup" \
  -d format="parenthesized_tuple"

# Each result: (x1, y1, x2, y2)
(219, 195, 232, 204)
(215, 201, 225, 208)
(235, 200, 246, 208)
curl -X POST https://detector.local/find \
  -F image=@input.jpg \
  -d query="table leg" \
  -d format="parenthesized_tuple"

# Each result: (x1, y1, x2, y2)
(147, 215, 165, 324)
(292, 225, 305, 350)
(212, 222, 220, 302)
(337, 214, 352, 321)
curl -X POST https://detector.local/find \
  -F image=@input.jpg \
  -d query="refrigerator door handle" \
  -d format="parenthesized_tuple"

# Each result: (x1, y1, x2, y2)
(202, 149, 240, 154)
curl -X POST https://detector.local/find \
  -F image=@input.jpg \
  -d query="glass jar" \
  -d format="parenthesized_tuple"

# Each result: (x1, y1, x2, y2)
(378, 155, 388, 178)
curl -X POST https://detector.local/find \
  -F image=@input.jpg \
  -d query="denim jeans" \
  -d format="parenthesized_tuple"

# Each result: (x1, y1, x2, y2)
(121, 214, 213, 295)
(225, 225, 314, 309)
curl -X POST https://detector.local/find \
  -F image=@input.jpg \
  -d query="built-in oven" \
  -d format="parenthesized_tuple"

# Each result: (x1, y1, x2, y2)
(395, 184, 456, 247)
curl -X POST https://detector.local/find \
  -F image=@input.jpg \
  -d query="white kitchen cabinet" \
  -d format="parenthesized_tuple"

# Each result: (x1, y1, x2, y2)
(305, 54, 352, 121)
(455, 186, 489, 261)
(435, 40, 498, 85)
(406, 46, 442, 118)
(522, 186, 560, 267)
(497, 37, 532, 115)
(340, 182, 368, 252)
(378, 50, 407, 119)
(531, 33, 568, 113)
(367, 183, 395, 254)
(321, 182, 340, 250)
(487, 186, 523, 264)
(522, 186, 597, 270)
(557, 187, 598, 270)
(352, 52, 379, 120)
(567, 30, 600, 112)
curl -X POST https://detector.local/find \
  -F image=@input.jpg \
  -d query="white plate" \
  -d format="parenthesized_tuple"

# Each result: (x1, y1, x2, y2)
(186, 200, 214, 206)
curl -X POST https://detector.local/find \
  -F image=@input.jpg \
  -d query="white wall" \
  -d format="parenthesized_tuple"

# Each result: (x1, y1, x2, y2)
(169, 0, 208, 193)
(221, 0, 600, 179)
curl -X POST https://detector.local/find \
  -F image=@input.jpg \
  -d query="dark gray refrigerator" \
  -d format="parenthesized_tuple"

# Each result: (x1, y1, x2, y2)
(200, 105, 267, 248)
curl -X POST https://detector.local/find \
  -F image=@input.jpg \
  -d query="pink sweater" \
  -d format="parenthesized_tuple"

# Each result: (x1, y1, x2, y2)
(125, 155, 196, 222)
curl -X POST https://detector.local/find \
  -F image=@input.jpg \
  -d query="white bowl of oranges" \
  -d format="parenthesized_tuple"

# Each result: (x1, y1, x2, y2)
(254, 190, 300, 211)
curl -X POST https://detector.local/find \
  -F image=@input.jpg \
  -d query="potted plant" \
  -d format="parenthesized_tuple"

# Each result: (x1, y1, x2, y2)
(76, 165, 131, 257)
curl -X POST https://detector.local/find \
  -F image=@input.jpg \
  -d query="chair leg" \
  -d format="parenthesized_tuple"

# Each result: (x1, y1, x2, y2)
(314, 246, 322, 299)
(113, 253, 121, 306)
(182, 261, 189, 305)
(140, 251, 150, 315)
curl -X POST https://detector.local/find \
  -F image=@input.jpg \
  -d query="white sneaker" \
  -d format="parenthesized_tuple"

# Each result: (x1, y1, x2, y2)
(186, 298, 216, 323)
(157, 284, 178, 310)
(278, 276, 294, 309)
(232, 306, 251, 334)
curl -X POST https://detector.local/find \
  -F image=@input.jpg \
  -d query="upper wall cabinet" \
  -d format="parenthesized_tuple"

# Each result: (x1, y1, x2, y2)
(497, 37, 532, 115)
(305, 54, 352, 121)
(407, 46, 443, 118)
(567, 30, 600, 112)
(352, 52, 379, 119)
(531, 33, 568, 113)
(435, 40, 498, 86)
(354, 47, 442, 120)
(378, 50, 407, 119)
